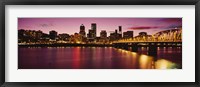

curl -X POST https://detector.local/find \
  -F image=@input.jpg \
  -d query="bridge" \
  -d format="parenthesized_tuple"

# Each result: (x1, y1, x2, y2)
(112, 41, 181, 56)
(112, 29, 182, 57)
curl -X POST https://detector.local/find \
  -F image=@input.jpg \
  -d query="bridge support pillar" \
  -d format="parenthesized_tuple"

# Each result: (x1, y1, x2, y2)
(113, 43, 116, 48)
(114, 43, 118, 48)
(148, 43, 157, 57)
(118, 43, 122, 49)
(131, 43, 138, 52)
(123, 43, 129, 50)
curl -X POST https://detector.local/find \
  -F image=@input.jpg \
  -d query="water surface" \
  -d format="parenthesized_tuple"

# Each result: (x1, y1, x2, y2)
(18, 47, 182, 69)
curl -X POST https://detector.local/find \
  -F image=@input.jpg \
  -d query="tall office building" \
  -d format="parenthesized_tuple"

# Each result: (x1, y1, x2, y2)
(79, 24, 86, 37)
(119, 26, 122, 38)
(87, 29, 95, 42)
(115, 29, 118, 34)
(91, 23, 97, 38)
(87, 29, 93, 38)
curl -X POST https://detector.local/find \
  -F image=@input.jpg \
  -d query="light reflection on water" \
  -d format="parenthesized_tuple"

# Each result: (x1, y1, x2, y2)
(18, 47, 181, 69)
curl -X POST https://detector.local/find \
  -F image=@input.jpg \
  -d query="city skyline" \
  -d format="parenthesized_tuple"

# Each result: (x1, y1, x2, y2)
(18, 18, 182, 36)
(18, 18, 182, 69)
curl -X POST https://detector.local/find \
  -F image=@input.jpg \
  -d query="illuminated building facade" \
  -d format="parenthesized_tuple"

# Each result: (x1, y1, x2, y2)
(79, 24, 86, 37)
(86, 23, 97, 42)
(91, 23, 97, 38)
(123, 31, 133, 39)
(87, 29, 95, 42)
(58, 33, 70, 41)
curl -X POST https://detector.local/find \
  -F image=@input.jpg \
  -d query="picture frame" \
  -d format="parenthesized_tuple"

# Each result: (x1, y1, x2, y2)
(0, 0, 199, 87)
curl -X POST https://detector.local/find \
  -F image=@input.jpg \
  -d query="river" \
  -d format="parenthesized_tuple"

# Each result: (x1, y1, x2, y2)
(18, 47, 182, 69)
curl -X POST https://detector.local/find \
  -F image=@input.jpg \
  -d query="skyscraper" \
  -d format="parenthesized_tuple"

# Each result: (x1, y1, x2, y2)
(91, 23, 97, 38)
(87, 29, 95, 42)
(119, 26, 122, 38)
(79, 24, 86, 37)
(115, 29, 118, 34)
(87, 29, 93, 38)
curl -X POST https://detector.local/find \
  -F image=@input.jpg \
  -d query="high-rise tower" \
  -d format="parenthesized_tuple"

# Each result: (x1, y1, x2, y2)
(91, 23, 97, 38)
(79, 24, 86, 37)
(119, 26, 122, 38)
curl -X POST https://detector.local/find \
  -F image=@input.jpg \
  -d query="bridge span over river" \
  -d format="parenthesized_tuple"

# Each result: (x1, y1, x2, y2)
(112, 41, 182, 57)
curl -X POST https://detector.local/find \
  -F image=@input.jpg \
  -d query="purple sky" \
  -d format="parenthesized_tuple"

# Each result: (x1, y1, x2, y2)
(18, 18, 182, 36)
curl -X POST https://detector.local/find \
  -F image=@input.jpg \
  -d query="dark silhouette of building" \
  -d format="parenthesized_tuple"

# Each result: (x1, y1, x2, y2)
(86, 23, 97, 42)
(118, 26, 122, 38)
(87, 29, 95, 42)
(96, 37, 101, 42)
(109, 32, 116, 41)
(41, 33, 49, 39)
(100, 30, 107, 39)
(58, 33, 70, 41)
(18, 29, 25, 39)
(123, 31, 133, 39)
(109, 29, 121, 41)
(91, 23, 97, 38)
(49, 30, 57, 40)
(87, 29, 95, 38)
(18, 29, 45, 43)
(99, 30, 108, 43)
(79, 24, 86, 37)
(115, 29, 118, 34)
(35, 30, 43, 39)
(86, 23, 97, 40)
(18, 29, 26, 43)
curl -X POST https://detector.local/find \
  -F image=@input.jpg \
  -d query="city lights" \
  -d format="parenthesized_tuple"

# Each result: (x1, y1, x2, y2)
(18, 23, 182, 46)
(18, 18, 182, 69)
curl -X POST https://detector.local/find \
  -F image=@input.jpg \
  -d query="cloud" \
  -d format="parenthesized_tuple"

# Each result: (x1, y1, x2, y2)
(37, 23, 54, 28)
(128, 26, 161, 30)
(159, 18, 182, 23)
(166, 25, 182, 29)
(128, 24, 182, 30)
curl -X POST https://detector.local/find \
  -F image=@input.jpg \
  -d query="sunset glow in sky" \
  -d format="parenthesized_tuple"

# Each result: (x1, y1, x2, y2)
(18, 18, 182, 36)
